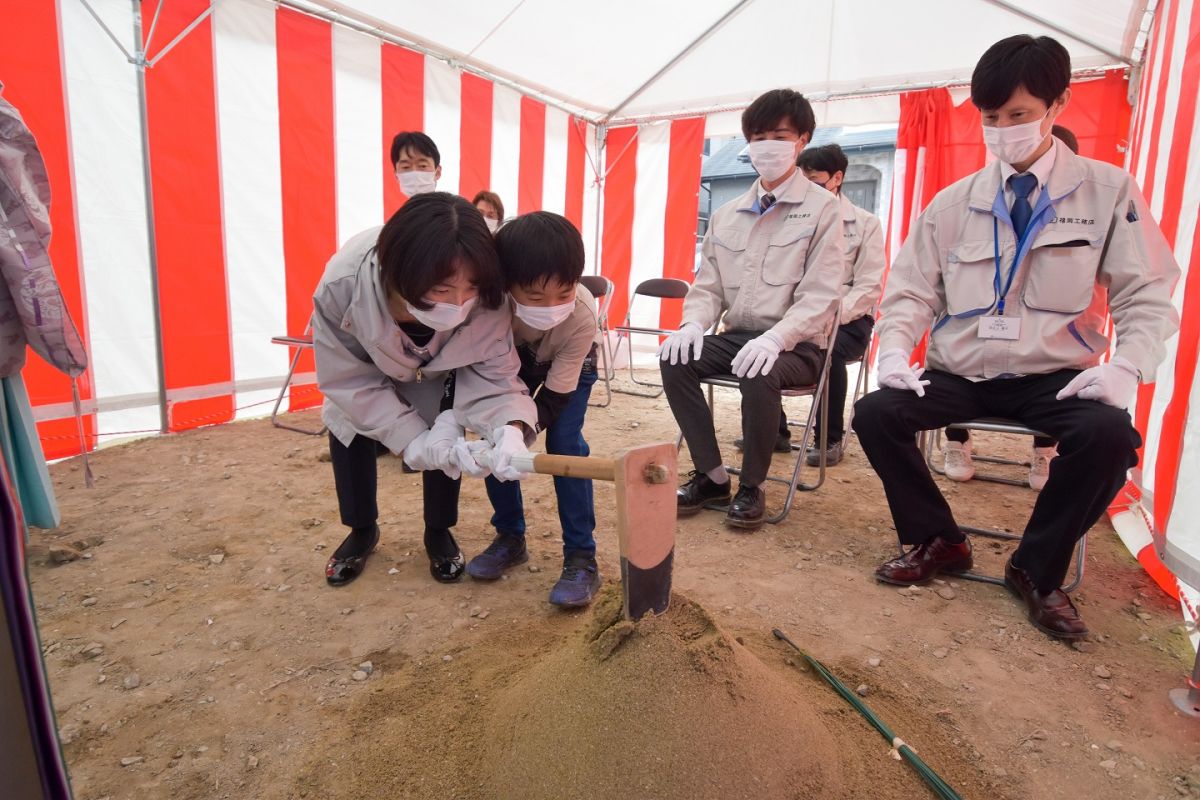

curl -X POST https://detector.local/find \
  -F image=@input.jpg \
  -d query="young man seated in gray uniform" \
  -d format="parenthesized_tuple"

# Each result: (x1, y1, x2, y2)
(853, 36, 1179, 640)
(658, 89, 844, 530)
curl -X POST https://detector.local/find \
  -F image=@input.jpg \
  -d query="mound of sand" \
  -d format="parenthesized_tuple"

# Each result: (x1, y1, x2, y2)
(477, 587, 845, 799)
(290, 585, 970, 799)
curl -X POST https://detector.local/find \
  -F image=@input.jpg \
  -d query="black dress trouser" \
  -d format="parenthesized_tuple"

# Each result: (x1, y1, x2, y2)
(660, 331, 821, 486)
(328, 433, 460, 531)
(852, 369, 1140, 592)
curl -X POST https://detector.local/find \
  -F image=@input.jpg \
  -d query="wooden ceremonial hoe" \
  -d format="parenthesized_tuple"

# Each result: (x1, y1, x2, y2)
(489, 442, 677, 620)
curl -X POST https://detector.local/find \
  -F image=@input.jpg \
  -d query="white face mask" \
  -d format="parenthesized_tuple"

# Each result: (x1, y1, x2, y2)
(513, 299, 575, 330)
(748, 139, 798, 183)
(405, 297, 475, 331)
(982, 113, 1050, 165)
(485, 217, 500, 233)
(397, 169, 437, 196)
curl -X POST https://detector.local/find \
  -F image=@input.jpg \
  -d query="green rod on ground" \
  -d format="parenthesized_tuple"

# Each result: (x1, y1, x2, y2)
(772, 628, 964, 800)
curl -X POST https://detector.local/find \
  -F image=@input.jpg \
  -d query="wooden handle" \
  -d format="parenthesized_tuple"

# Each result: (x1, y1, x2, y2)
(479, 451, 617, 481)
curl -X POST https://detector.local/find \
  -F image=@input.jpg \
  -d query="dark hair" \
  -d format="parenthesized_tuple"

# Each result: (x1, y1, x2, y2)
(970, 35, 1071, 111)
(493, 211, 585, 289)
(390, 131, 441, 169)
(797, 143, 849, 175)
(741, 89, 816, 141)
(375, 192, 503, 310)
(1051, 124, 1079, 153)
(472, 190, 505, 222)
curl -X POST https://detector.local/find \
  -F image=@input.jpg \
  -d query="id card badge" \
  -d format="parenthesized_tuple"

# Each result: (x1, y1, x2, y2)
(977, 315, 1021, 340)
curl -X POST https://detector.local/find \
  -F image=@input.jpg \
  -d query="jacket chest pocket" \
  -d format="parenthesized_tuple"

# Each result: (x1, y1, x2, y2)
(943, 241, 997, 315)
(762, 225, 814, 286)
(711, 228, 747, 289)
(1022, 233, 1103, 314)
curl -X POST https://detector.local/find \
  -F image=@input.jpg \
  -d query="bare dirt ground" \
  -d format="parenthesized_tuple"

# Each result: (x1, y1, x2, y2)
(24, 369, 1200, 799)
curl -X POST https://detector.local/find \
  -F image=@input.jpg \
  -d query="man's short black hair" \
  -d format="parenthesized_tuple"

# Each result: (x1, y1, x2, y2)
(970, 35, 1071, 111)
(375, 192, 503, 310)
(1051, 124, 1079, 154)
(494, 211, 585, 290)
(390, 131, 441, 169)
(797, 143, 849, 175)
(741, 89, 816, 141)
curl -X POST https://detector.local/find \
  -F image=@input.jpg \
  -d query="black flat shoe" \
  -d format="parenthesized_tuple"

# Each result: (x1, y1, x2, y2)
(326, 525, 380, 587)
(426, 529, 466, 583)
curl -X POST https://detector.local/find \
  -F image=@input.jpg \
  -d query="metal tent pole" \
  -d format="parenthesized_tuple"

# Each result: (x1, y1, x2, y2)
(1170, 645, 1200, 718)
(131, 1, 171, 435)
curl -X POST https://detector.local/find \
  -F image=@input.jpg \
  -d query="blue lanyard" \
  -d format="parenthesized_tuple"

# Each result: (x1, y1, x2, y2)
(992, 184, 1053, 315)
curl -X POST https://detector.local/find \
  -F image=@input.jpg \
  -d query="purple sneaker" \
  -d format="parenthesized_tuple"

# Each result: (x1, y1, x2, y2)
(466, 534, 528, 580)
(548, 552, 601, 608)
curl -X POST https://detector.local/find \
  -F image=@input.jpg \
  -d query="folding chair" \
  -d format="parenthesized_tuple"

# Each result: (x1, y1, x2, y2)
(834, 329, 877, 455)
(579, 275, 615, 408)
(679, 313, 839, 525)
(920, 418, 1086, 592)
(611, 277, 691, 398)
(270, 323, 326, 436)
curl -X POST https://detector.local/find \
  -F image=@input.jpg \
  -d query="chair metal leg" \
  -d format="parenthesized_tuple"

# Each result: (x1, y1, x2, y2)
(948, 531, 1086, 592)
(612, 333, 665, 398)
(588, 326, 614, 408)
(271, 348, 326, 436)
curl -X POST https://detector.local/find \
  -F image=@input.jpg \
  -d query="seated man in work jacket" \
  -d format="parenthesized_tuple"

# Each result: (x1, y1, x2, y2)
(853, 34, 1180, 640)
(658, 88, 844, 530)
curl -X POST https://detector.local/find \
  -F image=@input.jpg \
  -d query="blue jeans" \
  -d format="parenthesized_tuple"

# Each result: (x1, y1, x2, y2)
(485, 369, 597, 556)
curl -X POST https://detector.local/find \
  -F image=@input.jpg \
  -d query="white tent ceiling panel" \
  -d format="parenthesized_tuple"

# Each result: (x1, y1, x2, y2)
(298, 0, 1147, 124)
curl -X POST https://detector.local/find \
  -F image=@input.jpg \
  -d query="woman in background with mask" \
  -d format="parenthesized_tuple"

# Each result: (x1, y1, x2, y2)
(473, 190, 505, 233)
(312, 192, 536, 587)
(391, 131, 441, 196)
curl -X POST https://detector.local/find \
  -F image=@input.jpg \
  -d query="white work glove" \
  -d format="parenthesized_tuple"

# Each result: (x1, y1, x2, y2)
(424, 410, 463, 478)
(876, 348, 931, 397)
(731, 331, 785, 379)
(657, 322, 704, 365)
(402, 430, 436, 472)
(452, 438, 492, 479)
(1055, 356, 1140, 408)
(488, 424, 530, 482)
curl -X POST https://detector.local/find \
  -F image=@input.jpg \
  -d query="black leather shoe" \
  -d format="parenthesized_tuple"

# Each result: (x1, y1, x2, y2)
(1004, 557, 1089, 640)
(677, 470, 732, 516)
(733, 435, 793, 453)
(426, 529, 466, 583)
(725, 484, 766, 530)
(325, 525, 380, 587)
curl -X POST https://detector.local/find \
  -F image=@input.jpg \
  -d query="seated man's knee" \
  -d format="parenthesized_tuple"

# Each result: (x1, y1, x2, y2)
(738, 371, 784, 399)
(851, 390, 897, 436)
(1060, 406, 1140, 459)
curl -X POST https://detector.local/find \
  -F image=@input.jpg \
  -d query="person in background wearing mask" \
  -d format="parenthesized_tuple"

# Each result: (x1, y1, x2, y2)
(391, 131, 441, 196)
(940, 124, 1081, 490)
(313, 193, 536, 588)
(658, 89, 845, 530)
(465, 212, 602, 606)
(853, 36, 1179, 640)
(473, 190, 505, 234)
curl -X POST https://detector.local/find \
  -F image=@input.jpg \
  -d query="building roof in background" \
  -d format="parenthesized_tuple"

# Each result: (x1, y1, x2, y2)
(702, 127, 897, 180)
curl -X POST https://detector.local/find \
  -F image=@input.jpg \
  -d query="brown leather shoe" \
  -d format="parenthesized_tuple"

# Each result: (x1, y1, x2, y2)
(874, 536, 973, 586)
(1004, 558, 1089, 640)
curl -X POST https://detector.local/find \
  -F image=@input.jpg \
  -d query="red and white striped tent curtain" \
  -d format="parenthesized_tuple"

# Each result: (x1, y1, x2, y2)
(0, 0, 706, 459)
(1114, 0, 1200, 633)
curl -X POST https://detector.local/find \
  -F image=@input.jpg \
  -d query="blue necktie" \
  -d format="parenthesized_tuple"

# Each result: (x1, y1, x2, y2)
(1008, 173, 1038, 240)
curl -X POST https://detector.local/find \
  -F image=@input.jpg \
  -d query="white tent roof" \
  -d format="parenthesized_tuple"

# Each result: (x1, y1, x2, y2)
(285, 0, 1153, 127)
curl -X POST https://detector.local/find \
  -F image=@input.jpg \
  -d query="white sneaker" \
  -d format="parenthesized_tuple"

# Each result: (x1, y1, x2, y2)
(1028, 445, 1056, 491)
(943, 440, 976, 482)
